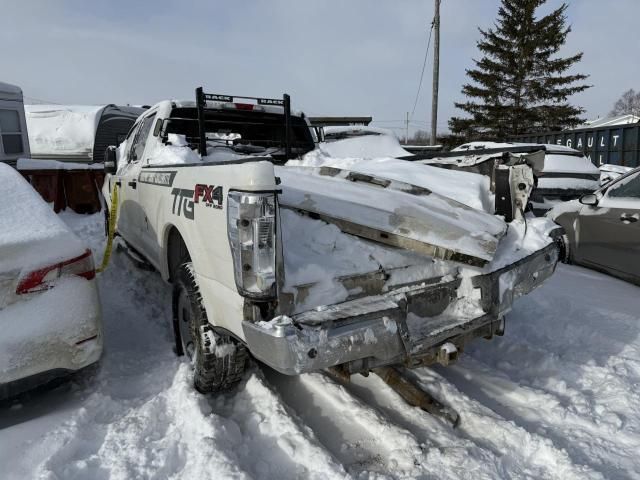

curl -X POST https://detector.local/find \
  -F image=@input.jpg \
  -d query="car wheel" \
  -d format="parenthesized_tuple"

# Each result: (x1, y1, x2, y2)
(555, 233, 571, 264)
(173, 262, 248, 393)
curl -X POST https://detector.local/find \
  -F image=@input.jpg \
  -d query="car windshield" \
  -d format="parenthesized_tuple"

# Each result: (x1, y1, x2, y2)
(607, 170, 640, 199)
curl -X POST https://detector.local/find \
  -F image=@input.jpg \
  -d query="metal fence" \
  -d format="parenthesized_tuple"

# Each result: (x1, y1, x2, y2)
(510, 124, 640, 167)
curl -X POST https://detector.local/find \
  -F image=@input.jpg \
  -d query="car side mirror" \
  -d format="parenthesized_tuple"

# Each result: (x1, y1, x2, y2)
(104, 146, 118, 175)
(579, 193, 598, 206)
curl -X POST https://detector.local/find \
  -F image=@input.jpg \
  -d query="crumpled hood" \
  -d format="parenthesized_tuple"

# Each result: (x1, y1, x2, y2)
(276, 166, 507, 267)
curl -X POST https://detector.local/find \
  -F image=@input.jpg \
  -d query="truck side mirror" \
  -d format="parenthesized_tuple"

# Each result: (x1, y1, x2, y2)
(579, 193, 598, 206)
(104, 146, 118, 175)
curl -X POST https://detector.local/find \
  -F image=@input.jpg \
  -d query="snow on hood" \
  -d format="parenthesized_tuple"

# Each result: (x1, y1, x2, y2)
(0, 164, 85, 274)
(537, 177, 599, 191)
(542, 154, 600, 174)
(25, 105, 105, 157)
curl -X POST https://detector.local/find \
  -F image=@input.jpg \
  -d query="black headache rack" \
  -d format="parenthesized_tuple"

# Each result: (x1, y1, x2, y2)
(190, 87, 314, 161)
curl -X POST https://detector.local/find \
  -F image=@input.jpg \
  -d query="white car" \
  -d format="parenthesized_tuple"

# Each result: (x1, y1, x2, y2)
(599, 163, 633, 186)
(451, 142, 601, 215)
(0, 163, 102, 396)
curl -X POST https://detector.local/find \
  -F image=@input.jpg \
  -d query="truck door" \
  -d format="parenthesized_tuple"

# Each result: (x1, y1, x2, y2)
(117, 114, 155, 252)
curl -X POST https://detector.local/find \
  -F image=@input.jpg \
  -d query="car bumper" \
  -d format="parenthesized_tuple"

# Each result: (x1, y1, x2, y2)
(243, 243, 559, 375)
(0, 277, 103, 389)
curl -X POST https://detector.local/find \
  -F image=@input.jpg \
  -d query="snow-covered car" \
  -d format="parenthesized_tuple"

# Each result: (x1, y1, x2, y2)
(421, 141, 601, 215)
(599, 163, 633, 186)
(101, 88, 561, 395)
(319, 126, 414, 159)
(548, 166, 640, 285)
(0, 163, 102, 396)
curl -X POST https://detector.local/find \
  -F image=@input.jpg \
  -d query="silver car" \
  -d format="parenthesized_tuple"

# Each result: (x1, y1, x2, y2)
(549, 166, 640, 285)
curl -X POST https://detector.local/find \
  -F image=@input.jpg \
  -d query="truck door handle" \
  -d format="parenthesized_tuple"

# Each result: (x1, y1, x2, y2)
(128, 181, 137, 189)
(620, 213, 638, 223)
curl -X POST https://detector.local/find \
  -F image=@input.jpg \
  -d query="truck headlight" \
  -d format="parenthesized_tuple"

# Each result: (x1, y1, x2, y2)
(227, 190, 277, 299)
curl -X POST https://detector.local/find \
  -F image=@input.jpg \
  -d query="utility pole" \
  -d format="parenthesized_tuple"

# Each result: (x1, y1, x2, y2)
(430, 0, 440, 145)
(405, 112, 410, 144)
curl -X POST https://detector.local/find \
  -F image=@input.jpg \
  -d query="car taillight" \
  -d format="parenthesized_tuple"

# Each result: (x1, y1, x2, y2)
(16, 249, 95, 295)
(227, 191, 277, 300)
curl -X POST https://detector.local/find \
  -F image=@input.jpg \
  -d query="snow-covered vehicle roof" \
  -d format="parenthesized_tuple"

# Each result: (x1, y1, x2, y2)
(25, 105, 105, 158)
(319, 126, 413, 159)
(25, 104, 144, 161)
(0, 163, 86, 274)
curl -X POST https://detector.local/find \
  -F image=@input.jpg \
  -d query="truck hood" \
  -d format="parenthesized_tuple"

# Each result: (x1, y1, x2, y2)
(276, 166, 507, 267)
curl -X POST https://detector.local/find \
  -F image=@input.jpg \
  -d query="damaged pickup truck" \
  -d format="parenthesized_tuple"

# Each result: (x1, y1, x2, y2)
(102, 88, 561, 395)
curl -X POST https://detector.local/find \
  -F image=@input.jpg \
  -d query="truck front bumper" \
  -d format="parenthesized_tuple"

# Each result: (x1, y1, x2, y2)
(243, 243, 558, 375)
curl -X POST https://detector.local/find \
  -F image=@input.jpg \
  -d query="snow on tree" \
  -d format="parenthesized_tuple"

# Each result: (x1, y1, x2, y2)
(449, 0, 590, 140)
(609, 89, 640, 117)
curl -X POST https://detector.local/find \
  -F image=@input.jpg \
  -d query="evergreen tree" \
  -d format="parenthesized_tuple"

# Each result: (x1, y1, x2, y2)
(449, 0, 590, 140)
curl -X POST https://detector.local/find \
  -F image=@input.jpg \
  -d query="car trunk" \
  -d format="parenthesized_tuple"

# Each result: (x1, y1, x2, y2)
(0, 164, 87, 310)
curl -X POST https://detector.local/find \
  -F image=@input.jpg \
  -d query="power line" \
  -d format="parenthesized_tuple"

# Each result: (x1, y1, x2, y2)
(409, 16, 435, 121)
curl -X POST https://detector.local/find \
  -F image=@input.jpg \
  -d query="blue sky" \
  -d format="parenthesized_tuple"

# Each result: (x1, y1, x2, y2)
(2, 0, 639, 136)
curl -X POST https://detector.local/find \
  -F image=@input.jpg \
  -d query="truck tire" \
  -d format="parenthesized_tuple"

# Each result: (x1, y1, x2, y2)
(173, 262, 248, 393)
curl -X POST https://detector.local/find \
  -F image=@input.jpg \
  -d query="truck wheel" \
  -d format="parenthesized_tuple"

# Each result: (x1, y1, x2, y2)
(173, 263, 248, 393)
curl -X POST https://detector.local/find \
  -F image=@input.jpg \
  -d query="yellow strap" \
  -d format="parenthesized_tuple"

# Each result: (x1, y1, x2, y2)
(97, 182, 119, 273)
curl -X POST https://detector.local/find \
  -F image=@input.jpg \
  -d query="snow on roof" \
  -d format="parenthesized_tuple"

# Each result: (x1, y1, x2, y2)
(25, 105, 106, 158)
(0, 163, 85, 273)
(0, 81, 23, 101)
(323, 126, 393, 136)
(319, 129, 412, 159)
(583, 114, 640, 128)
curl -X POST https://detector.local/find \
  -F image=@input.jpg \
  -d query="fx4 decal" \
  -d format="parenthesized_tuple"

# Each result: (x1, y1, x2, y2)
(194, 184, 223, 209)
(171, 188, 195, 220)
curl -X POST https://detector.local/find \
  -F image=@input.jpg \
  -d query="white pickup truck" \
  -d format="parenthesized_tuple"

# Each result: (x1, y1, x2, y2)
(102, 88, 562, 394)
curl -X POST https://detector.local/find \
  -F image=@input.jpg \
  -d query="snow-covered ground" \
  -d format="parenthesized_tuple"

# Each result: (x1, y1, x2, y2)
(1, 213, 639, 479)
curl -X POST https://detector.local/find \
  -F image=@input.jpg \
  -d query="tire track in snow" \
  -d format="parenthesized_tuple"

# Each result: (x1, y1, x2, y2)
(410, 367, 605, 480)
(341, 373, 504, 479)
(207, 368, 348, 480)
(442, 357, 640, 479)
(262, 368, 434, 478)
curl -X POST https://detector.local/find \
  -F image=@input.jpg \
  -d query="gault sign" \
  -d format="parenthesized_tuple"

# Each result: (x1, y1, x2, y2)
(511, 124, 640, 168)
